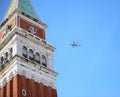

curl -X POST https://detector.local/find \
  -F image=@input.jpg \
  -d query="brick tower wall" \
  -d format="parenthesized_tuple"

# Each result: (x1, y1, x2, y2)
(0, 75, 57, 97)
(0, 16, 46, 40)
(19, 17, 46, 40)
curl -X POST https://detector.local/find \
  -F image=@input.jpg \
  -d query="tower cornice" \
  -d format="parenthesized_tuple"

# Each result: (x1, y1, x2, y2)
(0, 55, 58, 89)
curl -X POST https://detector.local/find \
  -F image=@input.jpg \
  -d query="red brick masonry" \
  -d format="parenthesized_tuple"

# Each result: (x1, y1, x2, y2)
(0, 16, 46, 40)
(20, 17, 46, 40)
(0, 75, 57, 97)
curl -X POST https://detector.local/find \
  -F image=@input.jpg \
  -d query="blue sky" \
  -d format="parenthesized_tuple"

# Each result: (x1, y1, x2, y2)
(0, 0, 120, 97)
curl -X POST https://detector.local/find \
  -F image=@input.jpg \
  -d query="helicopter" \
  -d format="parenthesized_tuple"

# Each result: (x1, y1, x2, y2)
(70, 41, 80, 47)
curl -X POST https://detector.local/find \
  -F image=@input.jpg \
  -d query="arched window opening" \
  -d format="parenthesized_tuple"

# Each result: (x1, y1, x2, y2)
(42, 55, 47, 67)
(5, 52, 9, 62)
(10, 48, 13, 58)
(29, 49, 34, 60)
(22, 46, 27, 57)
(34, 52, 40, 63)
(3, 25, 11, 37)
(1, 56, 5, 66)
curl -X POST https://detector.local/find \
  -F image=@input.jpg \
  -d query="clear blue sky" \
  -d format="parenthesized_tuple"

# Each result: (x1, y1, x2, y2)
(0, 0, 120, 97)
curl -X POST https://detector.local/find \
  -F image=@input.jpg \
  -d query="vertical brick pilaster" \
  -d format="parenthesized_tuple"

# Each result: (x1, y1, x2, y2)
(0, 88, 4, 97)
(35, 82, 39, 97)
(30, 79, 35, 97)
(48, 86, 52, 97)
(1, 86, 5, 97)
(13, 75, 18, 97)
(21, 75, 27, 97)
(44, 86, 48, 97)
(18, 75, 22, 97)
(39, 83, 44, 97)
(6, 81, 11, 97)
(27, 79, 32, 97)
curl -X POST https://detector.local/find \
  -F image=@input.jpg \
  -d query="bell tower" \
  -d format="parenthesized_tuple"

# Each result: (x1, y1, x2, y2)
(0, 0, 58, 97)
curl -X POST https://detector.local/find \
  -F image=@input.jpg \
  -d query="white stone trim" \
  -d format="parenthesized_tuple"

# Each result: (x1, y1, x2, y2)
(0, 57, 57, 89)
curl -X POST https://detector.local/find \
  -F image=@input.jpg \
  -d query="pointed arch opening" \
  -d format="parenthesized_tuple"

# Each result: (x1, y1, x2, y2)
(5, 52, 9, 62)
(10, 48, 13, 58)
(42, 55, 47, 67)
(29, 49, 34, 60)
(1, 56, 5, 66)
(22, 46, 28, 57)
(34, 52, 40, 63)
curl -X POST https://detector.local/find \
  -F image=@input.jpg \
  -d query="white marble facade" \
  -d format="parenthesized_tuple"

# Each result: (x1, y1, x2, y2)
(0, 26, 58, 89)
